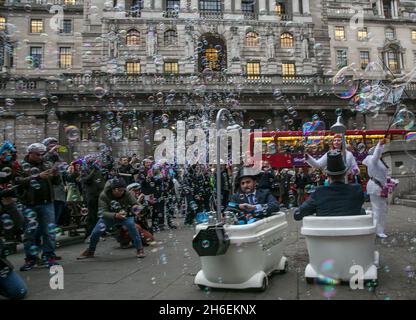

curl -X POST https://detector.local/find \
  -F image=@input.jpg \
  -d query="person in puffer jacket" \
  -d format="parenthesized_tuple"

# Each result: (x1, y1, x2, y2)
(77, 177, 146, 260)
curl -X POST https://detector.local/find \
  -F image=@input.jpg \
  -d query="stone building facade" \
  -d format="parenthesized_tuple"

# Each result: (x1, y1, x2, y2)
(0, 0, 415, 159)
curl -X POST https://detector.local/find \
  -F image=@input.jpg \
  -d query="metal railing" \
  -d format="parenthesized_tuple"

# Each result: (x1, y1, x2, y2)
(5, 0, 83, 5)
(242, 12, 257, 20)
(327, 7, 376, 17)
(200, 10, 224, 19)
(125, 10, 141, 18)
(3, 73, 416, 96)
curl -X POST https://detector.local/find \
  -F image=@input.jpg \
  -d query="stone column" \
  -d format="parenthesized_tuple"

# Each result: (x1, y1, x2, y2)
(143, 0, 152, 9)
(191, 0, 198, 11)
(259, 0, 266, 14)
(234, 0, 241, 11)
(378, 0, 383, 16)
(155, 0, 163, 10)
(180, 0, 187, 10)
(117, 0, 125, 9)
(393, 0, 398, 18)
(268, 0, 275, 13)
(302, 0, 310, 14)
(292, 0, 299, 14)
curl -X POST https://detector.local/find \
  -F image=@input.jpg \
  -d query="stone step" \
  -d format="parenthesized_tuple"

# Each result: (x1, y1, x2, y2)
(402, 194, 416, 200)
(397, 198, 416, 208)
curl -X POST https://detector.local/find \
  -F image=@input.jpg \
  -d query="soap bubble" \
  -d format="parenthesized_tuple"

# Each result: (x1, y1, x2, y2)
(30, 167, 40, 177)
(392, 107, 415, 130)
(65, 125, 80, 141)
(111, 127, 123, 140)
(1, 219, 14, 230)
(30, 180, 41, 189)
(93, 87, 106, 98)
(332, 65, 359, 99)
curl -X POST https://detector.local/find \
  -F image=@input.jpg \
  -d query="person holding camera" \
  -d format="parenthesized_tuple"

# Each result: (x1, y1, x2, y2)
(15, 143, 62, 271)
(77, 177, 146, 260)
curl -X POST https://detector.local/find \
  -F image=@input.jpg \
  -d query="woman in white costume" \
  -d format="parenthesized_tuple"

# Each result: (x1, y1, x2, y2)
(362, 139, 389, 238)
(305, 134, 360, 176)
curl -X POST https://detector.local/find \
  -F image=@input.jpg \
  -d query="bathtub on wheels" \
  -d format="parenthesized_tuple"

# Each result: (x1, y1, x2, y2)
(193, 213, 288, 291)
(301, 213, 379, 285)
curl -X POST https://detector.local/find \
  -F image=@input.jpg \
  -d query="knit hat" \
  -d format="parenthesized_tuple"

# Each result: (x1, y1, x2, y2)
(0, 141, 16, 155)
(27, 143, 47, 154)
(42, 137, 58, 147)
(110, 177, 127, 189)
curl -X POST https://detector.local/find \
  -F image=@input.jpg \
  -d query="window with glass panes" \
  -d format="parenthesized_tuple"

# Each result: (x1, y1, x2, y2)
(164, 61, 179, 74)
(30, 19, 43, 33)
(59, 47, 72, 68)
(30, 47, 42, 68)
(358, 27, 368, 41)
(126, 30, 140, 45)
(246, 32, 259, 47)
(336, 49, 348, 68)
(385, 28, 395, 40)
(199, 0, 221, 11)
(123, 123, 138, 140)
(60, 19, 72, 34)
(411, 30, 416, 42)
(126, 61, 141, 74)
(205, 48, 219, 70)
(0, 17, 6, 31)
(80, 122, 91, 141)
(164, 29, 177, 46)
(360, 51, 370, 70)
(275, 1, 285, 14)
(242, 0, 255, 13)
(282, 63, 295, 79)
(247, 62, 260, 80)
(64, 0, 76, 4)
(166, 0, 180, 11)
(334, 26, 345, 40)
(280, 32, 294, 48)
(387, 51, 399, 71)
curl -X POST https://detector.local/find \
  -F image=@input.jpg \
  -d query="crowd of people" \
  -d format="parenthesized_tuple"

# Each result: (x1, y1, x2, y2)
(0, 134, 396, 299)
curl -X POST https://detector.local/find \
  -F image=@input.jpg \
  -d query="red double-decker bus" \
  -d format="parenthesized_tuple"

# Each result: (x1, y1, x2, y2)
(249, 129, 408, 169)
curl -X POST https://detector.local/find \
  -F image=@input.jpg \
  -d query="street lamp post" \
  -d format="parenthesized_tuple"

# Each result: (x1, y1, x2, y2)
(330, 115, 347, 162)
(215, 108, 230, 222)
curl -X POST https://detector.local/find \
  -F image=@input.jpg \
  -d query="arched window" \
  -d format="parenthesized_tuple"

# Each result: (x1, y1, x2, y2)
(280, 32, 293, 48)
(198, 33, 226, 72)
(126, 29, 140, 46)
(164, 29, 178, 46)
(246, 32, 259, 47)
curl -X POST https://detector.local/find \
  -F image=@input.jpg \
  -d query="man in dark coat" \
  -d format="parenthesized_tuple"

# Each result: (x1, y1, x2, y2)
(228, 167, 280, 219)
(294, 150, 365, 221)
(81, 159, 105, 239)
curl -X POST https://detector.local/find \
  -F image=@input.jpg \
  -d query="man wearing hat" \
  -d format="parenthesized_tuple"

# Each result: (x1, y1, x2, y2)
(305, 134, 360, 177)
(294, 150, 365, 220)
(77, 177, 146, 259)
(228, 167, 280, 219)
(15, 143, 62, 270)
(363, 139, 392, 238)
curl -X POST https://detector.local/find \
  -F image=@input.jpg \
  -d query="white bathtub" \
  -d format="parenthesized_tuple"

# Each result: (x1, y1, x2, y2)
(194, 213, 288, 291)
(301, 213, 379, 283)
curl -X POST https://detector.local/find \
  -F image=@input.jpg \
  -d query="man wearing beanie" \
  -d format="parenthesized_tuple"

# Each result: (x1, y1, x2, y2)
(294, 150, 366, 220)
(77, 177, 146, 259)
